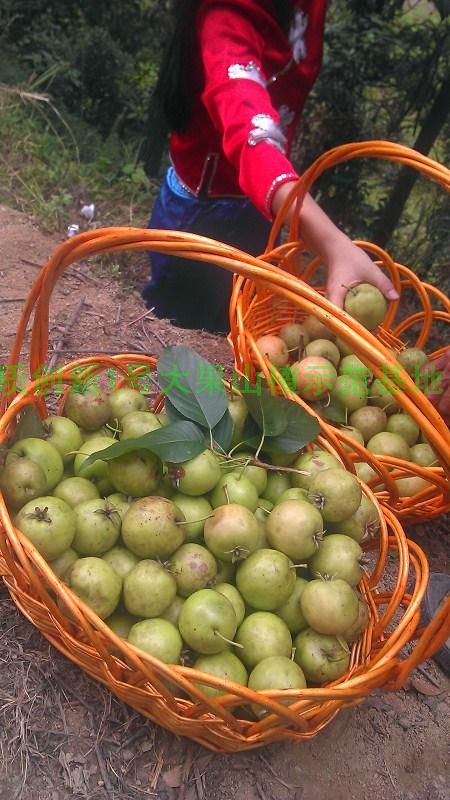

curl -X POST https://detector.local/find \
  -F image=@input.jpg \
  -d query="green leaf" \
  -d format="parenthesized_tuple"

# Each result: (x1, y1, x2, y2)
(211, 408, 233, 452)
(238, 397, 319, 454)
(264, 402, 321, 453)
(311, 394, 347, 425)
(83, 421, 206, 465)
(164, 397, 185, 422)
(158, 346, 227, 429)
(8, 405, 46, 445)
(242, 384, 288, 437)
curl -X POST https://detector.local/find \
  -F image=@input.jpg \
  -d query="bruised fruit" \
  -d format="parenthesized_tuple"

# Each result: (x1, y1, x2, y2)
(169, 543, 217, 596)
(291, 449, 343, 490)
(64, 386, 111, 432)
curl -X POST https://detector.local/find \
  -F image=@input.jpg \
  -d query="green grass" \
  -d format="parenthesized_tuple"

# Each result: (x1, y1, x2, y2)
(0, 85, 157, 232)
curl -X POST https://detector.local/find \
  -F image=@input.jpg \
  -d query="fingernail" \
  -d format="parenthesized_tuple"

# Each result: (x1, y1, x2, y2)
(387, 289, 400, 300)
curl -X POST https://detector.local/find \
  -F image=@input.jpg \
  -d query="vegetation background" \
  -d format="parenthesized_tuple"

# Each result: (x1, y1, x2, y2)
(0, 0, 448, 289)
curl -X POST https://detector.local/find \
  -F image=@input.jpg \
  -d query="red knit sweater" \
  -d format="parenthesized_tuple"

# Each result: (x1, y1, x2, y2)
(169, 0, 327, 219)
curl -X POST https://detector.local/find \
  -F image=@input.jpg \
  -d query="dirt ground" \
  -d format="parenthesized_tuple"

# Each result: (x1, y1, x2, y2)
(0, 205, 449, 800)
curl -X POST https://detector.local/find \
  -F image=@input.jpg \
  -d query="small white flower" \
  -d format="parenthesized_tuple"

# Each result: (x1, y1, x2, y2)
(80, 203, 95, 222)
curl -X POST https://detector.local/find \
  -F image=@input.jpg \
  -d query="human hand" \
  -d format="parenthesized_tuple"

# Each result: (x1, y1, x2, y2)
(325, 238, 400, 309)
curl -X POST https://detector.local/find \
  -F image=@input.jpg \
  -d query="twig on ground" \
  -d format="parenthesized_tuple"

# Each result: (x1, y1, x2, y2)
(258, 754, 301, 790)
(150, 752, 164, 790)
(114, 303, 122, 326)
(144, 320, 167, 348)
(0, 297, 26, 303)
(415, 664, 442, 689)
(384, 759, 396, 791)
(67, 265, 103, 286)
(47, 296, 86, 371)
(19, 258, 42, 269)
(116, 729, 147, 753)
(256, 785, 267, 800)
(177, 743, 196, 800)
(127, 309, 155, 327)
(95, 741, 114, 798)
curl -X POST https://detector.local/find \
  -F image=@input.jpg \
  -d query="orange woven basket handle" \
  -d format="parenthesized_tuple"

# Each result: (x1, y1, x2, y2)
(267, 140, 450, 250)
(1, 227, 449, 745)
(1, 229, 259, 413)
(3, 228, 449, 470)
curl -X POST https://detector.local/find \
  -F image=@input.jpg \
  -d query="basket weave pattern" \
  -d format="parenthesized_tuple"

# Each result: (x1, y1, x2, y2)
(229, 142, 450, 523)
(0, 223, 449, 751)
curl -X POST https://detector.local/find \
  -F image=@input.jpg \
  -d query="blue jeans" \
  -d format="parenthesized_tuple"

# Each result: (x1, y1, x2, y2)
(143, 167, 272, 333)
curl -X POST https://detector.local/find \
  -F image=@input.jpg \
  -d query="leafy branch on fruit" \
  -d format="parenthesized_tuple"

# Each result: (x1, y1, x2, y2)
(84, 345, 320, 469)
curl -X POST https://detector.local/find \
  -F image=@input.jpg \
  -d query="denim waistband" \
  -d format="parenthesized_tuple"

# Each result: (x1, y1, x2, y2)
(166, 166, 196, 199)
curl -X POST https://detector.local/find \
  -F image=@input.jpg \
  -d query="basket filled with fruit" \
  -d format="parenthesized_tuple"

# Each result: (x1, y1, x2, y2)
(229, 141, 450, 523)
(0, 227, 449, 753)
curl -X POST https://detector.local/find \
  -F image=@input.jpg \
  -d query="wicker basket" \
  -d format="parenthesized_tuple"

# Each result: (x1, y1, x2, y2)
(229, 141, 450, 523)
(0, 227, 449, 752)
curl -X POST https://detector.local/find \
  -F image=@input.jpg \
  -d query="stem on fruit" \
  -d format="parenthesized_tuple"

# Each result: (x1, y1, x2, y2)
(214, 631, 244, 649)
(223, 486, 230, 505)
(24, 506, 52, 523)
(308, 492, 324, 512)
(160, 559, 179, 576)
(362, 522, 376, 542)
(106, 420, 122, 438)
(289, 563, 307, 569)
(175, 513, 215, 525)
(217, 452, 310, 477)
(252, 459, 310, 476)
(316, 571, 334, 582)
(93, 501, 121, 523)
(312, 530, 326, 549)
(290, 646, 297, 661)
(337, 636, 351, 655)
(225, 546, 249, 563)
(326, 653, 348, 664)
